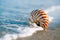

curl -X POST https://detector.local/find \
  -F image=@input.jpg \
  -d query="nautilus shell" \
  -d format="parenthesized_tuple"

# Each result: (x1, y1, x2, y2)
(29, 9, 49, 30)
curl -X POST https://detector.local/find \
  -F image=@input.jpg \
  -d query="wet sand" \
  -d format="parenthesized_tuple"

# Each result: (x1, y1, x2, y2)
(16, 27, 60, 40)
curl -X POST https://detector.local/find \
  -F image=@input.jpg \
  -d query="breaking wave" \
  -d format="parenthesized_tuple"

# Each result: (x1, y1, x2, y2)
(0, 5, 60, 40)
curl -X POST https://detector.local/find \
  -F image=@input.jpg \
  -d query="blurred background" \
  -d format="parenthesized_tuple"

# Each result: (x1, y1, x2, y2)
(0, 0, 60, 40)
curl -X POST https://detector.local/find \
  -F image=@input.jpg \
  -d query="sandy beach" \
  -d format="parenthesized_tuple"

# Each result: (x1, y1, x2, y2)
(0, 0, 60, 40)
(16, 27, 60, 40)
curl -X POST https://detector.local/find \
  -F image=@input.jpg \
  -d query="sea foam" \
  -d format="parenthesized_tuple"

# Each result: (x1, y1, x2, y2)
(0, 5, 60, 40)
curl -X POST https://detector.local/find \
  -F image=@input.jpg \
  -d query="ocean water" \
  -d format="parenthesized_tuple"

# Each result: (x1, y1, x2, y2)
(0, 0, 60, 40)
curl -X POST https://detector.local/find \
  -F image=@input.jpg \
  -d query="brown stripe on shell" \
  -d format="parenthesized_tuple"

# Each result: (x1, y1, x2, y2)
(30, 9, 49, 30)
